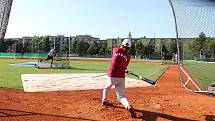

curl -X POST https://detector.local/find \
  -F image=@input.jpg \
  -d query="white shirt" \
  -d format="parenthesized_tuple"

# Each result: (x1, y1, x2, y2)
(48, 49, 55, 56)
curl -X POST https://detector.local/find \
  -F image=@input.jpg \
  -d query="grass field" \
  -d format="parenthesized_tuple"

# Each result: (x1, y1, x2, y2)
(184, 61, 215, 89)
(0, 59, 168, 89)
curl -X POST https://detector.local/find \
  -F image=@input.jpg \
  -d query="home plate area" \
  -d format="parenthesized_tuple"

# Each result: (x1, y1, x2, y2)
(21, 73, 152, 92)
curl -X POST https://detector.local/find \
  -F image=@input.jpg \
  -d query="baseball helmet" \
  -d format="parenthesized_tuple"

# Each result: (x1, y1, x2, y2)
(122, 39, 131, 47)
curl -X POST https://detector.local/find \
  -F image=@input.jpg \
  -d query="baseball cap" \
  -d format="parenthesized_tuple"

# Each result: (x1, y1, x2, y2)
(122, 39, 131, 47)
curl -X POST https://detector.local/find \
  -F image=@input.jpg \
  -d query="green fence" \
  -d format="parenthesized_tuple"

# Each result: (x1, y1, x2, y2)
(0, 52, 47, 58)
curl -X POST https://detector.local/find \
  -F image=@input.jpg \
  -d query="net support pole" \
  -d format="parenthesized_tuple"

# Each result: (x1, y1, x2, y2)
(168, 0, 180, 64)
(0, 0, 13, 39)
(168, 0, 182, 82)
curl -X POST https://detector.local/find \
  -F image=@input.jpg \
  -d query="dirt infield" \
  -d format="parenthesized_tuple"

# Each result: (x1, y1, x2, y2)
(0, 65, 215, 120)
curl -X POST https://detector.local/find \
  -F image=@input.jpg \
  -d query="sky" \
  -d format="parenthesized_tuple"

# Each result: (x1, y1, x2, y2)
(5, 0, 176, 39)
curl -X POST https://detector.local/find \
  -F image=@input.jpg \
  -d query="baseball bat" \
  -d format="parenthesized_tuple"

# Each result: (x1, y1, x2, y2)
(128, 72, 156, 85)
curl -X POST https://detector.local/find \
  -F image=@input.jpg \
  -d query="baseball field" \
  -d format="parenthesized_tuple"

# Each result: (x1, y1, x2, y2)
(0, 58, 215, 120)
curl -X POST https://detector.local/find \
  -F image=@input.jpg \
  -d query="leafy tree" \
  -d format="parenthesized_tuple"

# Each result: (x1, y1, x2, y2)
(87, 41, 97, 55)
(31, 37, 41, 53)
(2, 39, 15, 52)
(101, 41, 108, 55)
(128, 32, 132, 39)
(72, 40, 78, 54)
(169, 39, 177, 54)
(0, 38, 6, 52)
(129, 41, 136, 57)
(145, 41, 155, 59)
(204, 38, 215, 58)
(76, 41, 90, 56)
(135, 40, 144, 57)
(192, 32, 207, 57)
(30, 36, 50, 53)
(41, 36, 50, 52)
(161, 44, 168, 55)
(15, 42, 23, 53)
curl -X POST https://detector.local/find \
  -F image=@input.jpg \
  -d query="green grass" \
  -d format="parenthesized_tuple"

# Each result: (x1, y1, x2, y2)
(0, 59, 168, 89)
(128, 63, 167, 81)
(184, 61, 215, 89)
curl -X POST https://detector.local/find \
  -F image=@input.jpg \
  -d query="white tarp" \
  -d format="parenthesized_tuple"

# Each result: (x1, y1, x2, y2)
(21, 73, 152, 92)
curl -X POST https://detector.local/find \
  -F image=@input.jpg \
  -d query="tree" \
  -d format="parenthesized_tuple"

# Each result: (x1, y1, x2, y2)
(99, 41, 108, 56)
(145, 41, 155, 59)
(41, 36, 50, 52)
(204, 38, 215, 58)
(95, 41, 108, 56)
(135, 40, 144, 57)
(2, 39, 14, 52)
(161, 44, 168, 55)
(129, 41, 136, 57)
(0, 38, 6, 52)
(71, 40, 78, 54)
(31, 37, 41, 53)
(15, 42, 23, 53)
(76, 41, 90, 56)
(87, 41, 97, 56)
(169, 39, 177, 54)
(128, 32, 132, 39)
(192, 32, 207, 57)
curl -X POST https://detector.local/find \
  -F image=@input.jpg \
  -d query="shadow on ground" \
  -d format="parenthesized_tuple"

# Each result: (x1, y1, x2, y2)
(0, 109, 97, 121)
(107, 103, 196, 121)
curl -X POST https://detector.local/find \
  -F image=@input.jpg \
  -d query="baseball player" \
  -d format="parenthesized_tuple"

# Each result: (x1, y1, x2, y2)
(46, 48, 55, 67)
(172, 53, 176, 64)
(102, 39, 136, 118)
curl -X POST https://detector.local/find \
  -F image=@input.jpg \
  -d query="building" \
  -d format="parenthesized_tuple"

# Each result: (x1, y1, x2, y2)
(74, 35, 100, 42)
(48, 35, 70, 52)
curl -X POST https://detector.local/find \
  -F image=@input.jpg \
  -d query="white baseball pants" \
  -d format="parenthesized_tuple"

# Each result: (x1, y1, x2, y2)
(102, 76, 130, 109)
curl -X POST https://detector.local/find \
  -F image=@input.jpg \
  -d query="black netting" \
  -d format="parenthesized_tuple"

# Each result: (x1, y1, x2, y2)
(169, 0, 215, 92)
(170, 0, 215, 38)
(0, 0, 13, 38)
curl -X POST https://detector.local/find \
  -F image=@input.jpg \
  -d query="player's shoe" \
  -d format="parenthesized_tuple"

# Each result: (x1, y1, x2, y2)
(128, 106, 136, 118)
(102, 101, 110, 107)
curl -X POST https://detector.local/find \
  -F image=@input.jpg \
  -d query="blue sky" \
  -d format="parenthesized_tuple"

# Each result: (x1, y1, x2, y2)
(5, 0, 175, 39)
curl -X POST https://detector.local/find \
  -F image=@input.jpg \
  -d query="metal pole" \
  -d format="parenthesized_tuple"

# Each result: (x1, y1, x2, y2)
(168, 0, 180, 64)
(168, 0, 182, 82)
(69, 36, 71, 59)
(0, 0, 13, 39)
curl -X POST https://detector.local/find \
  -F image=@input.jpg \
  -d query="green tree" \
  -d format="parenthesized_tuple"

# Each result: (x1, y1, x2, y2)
(161, 44, 168, 55)
(145, 41, 155, 59)
(128, 32, 132, 39)
(30, 36, 50, 53)
(204, 38, 215, 58)
(31, 37, 41, 53)
(192, 32, 207, 57)
(169, 39, 177, 54)
(41, 36, 50, 52)
(76, 41, 90, 56)
(129, 41, 136, 57)
(135, 40, 144, 57)
(87, 41, 97, 56)
(99, 41, 108, 56)
(3, 39, 14, 52)
(0, 38, 6, 52)
(72, 40, 78, 54)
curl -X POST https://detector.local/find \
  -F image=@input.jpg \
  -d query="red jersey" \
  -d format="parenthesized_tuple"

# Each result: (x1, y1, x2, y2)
(108, 48, 130, 78)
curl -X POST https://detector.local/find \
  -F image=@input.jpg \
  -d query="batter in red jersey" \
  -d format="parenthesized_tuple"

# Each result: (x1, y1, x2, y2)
(102, 39, 136, 118)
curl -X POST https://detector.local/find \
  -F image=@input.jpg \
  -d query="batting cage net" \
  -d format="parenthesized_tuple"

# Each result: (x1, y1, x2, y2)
(0, 0, 13, 39)
(169, 0, 215, 93)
